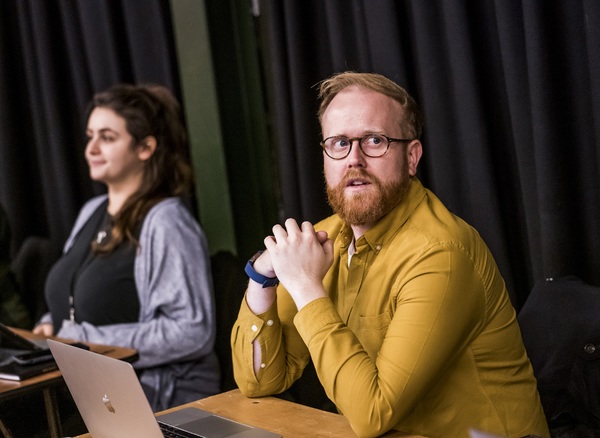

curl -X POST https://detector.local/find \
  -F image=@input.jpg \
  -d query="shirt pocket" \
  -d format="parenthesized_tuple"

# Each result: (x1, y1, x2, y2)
(356, 312, 392, 360)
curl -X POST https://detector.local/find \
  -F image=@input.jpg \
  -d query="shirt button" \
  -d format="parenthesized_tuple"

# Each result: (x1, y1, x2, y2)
(266, 320, 273, 326)
(375, 245, 382, 251)
(251, 324, 258, 332)
(260, 363, 266, 369)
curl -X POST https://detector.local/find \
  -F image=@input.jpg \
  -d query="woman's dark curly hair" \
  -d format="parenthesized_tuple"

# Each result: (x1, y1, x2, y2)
(87, 84, 193, 253)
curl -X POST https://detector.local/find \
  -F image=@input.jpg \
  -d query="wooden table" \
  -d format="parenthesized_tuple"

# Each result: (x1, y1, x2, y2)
(190, 389, 422, 437)
(77, 388, 424, 438)
(0, 327, 138, 438)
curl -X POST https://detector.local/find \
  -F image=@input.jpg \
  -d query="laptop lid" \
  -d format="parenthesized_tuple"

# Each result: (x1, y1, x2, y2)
(47, 340, 280, 438)
(0, 323, 47, 350)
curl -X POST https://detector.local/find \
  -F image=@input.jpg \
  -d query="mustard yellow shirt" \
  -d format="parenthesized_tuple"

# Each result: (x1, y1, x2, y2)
(232, 179, 549, 438)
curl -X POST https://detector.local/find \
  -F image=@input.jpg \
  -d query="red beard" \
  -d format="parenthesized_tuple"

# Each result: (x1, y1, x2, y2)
(326, 166, 411, 226)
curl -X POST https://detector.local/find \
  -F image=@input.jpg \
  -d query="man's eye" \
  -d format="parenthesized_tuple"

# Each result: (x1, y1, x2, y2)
(364, 135, 383, 146)
(333, 138, 350, 148)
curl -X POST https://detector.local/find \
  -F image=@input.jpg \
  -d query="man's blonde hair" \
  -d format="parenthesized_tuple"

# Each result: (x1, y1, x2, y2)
(317, 71, 423, 139)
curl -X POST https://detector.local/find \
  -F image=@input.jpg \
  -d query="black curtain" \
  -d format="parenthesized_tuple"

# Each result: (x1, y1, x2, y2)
(0, 0, 180, 256)
(1, 0, 600, 313)
(258, 0, 600, 309)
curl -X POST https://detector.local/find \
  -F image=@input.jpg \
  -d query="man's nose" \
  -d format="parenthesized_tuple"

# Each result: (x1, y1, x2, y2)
(346, 139, 367, 167)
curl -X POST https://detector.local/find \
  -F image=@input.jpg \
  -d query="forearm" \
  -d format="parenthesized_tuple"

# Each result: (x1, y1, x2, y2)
(246, 279, 277, 315)
(294, 300, 397, 436)
(245, 279, 277, 373)
(57, 317, 215, 368)
(231, 289, 309, 396)
(235, 220, 332, 393)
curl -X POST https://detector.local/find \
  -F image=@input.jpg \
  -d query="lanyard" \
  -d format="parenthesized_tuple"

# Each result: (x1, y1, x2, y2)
(68, 206, 112, 323)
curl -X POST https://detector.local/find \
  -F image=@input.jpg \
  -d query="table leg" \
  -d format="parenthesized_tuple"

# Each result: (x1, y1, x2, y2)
(42, 387, 62, 438)
(0, 418, 13, 437)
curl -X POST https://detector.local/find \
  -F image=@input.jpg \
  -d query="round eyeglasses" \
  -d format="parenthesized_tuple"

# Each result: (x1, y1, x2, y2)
(320, 134, 415, 160)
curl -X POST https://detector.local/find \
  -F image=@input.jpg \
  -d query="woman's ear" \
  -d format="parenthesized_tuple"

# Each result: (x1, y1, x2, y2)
(137, 136, 157, 161)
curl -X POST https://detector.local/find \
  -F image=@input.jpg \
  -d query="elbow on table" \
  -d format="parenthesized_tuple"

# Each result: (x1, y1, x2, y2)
(348, 411, 399, 438)
(236, 383, 269, 399)
(234, 375, 289, 399)
(351, 424, 393, 438)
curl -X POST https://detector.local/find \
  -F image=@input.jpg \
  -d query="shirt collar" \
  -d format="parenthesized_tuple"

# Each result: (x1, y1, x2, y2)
(339, 178, 427, 254)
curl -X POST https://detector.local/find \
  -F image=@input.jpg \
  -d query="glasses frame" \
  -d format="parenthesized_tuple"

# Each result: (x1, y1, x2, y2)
(320, 134, 415, 160)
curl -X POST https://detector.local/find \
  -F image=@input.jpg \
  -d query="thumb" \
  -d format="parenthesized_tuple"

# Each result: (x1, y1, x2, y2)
(322, 238, 334, 267)
(316, 230, 329, 244)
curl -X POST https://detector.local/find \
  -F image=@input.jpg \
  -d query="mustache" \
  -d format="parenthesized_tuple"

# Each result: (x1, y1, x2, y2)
(339, 169, 377, 186)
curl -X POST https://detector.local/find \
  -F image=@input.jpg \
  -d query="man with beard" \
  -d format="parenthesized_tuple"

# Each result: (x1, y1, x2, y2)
(231, 72, 548, 438)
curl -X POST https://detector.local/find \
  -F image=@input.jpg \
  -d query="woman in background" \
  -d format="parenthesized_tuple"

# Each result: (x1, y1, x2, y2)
(34, 83, 220, 411)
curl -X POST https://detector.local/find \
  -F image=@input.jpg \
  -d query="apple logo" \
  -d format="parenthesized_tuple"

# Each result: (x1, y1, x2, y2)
(102, 394, 116, 413)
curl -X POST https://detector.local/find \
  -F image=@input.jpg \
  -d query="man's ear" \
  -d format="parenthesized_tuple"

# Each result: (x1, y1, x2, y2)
(137, 136, 157, 161)
(406, 140, 423, 176)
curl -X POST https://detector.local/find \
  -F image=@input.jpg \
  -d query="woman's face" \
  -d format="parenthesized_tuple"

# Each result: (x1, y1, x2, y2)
(85, 107, 148, 191)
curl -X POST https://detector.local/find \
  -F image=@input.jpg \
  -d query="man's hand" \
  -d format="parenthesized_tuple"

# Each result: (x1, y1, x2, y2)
(265, 219, 333, 310)
(250, 249, 275, 279)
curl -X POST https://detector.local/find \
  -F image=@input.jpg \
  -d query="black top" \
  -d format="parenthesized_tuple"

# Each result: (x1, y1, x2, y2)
(44, 200, 140, 332)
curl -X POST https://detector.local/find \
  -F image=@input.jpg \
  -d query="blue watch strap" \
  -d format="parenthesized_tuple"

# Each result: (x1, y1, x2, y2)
(245, 252, 279, 288)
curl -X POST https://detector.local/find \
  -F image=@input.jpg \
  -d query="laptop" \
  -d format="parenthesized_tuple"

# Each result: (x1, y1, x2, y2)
(47, 339, 281, 438)
(0, 322, 49, 351)
(0, 323, 56, 380)
(0, 324, 93, 381)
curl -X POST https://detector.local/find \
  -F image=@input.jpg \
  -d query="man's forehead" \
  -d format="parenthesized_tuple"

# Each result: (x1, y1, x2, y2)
(322, 88, 404, 130)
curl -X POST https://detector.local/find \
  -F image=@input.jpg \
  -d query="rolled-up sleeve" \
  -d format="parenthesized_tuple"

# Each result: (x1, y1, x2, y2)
(231, 286, 309, 396)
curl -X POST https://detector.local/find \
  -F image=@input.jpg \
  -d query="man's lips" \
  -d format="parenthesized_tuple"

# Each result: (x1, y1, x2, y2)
(345, 178, 371, 187)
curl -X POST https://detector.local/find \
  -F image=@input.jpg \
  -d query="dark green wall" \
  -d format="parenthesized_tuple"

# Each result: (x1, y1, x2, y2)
(170, 0, 279, 259)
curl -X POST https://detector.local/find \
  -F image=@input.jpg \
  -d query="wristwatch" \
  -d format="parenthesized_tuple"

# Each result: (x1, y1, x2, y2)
(245, 251, 279, 288)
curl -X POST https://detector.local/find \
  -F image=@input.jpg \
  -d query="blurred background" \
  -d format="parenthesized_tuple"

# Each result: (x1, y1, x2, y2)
(1, 0, 599, 323)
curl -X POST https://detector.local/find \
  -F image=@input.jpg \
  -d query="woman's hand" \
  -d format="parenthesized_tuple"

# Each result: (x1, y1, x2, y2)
(32, 322, 54, 336)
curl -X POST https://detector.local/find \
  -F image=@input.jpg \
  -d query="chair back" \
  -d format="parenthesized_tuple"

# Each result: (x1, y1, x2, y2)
(211, 250, 248, 391)
(518, 276, 600, 435)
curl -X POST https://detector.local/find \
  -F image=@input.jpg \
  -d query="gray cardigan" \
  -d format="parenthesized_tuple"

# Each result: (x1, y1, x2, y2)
(40, 195, 220, 410)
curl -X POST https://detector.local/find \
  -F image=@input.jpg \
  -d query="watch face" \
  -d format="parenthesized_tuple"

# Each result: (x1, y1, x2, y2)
(249, 250, 264, 264)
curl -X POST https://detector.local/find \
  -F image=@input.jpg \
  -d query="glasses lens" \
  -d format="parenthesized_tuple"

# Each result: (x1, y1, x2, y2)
(323, 137, 351, 159)
(360, 135, 388, 157)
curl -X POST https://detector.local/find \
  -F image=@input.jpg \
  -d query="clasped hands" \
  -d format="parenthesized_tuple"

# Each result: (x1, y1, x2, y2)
(250, 218, 333, 311)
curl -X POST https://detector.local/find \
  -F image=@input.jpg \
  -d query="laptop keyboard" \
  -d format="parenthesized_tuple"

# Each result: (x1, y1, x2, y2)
(159, 422, 205, 438)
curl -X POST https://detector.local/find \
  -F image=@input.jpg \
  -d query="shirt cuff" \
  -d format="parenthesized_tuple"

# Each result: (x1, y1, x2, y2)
(239, 294, 280, 341)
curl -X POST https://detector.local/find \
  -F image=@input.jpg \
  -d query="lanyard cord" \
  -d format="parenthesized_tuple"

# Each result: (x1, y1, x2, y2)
(68, 206, 111, 323)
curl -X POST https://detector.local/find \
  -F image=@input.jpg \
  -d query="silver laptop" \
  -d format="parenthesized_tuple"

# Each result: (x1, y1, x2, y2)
(47, 339, 281, 438)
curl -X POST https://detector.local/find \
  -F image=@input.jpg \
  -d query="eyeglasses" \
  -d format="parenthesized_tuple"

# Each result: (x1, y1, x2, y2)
(320, 134, 415, 160)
